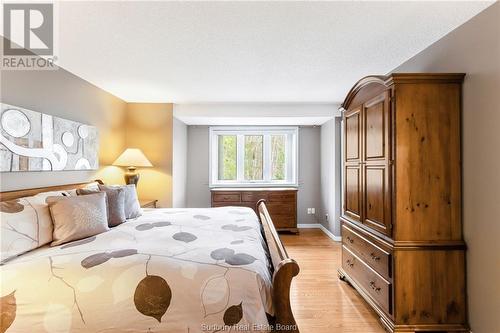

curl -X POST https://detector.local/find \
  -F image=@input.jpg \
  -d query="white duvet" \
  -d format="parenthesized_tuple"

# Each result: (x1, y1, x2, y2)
(0, 207, 273, 333)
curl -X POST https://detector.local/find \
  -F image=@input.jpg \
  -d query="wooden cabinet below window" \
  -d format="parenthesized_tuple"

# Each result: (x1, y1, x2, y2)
(211, 188, 298, 233)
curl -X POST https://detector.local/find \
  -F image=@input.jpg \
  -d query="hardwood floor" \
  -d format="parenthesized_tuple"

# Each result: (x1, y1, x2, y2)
(280, 229, 386, 333)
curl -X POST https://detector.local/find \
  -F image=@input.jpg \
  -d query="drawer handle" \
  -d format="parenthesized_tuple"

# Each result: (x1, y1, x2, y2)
(370, 252, 381, 261)
(346, 259, 354, 268)
(346, 236, 354, 244)
(369, 281, 381, 292)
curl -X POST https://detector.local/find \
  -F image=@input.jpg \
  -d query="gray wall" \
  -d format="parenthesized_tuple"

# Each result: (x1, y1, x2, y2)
(172, 117, 188, 207)
(320, 118, 342, 236)
(186, 126, 210, 207)
(0, 37, 127, 190)
(297, 127, 322, 225)
(392, 3, 500, 332)
(185, 126, 323, 225)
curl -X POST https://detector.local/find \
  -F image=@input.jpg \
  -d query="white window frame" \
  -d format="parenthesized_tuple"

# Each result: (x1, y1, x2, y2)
(209, 126, 298, 188)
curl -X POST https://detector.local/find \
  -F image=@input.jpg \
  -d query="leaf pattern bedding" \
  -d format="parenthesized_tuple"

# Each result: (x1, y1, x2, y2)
(0, 207, 274, 333)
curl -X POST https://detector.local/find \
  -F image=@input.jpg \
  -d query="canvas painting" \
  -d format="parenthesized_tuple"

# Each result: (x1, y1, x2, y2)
(0, 103, 98, 172)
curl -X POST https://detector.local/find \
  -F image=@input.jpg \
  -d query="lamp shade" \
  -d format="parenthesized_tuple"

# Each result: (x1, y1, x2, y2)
(112, 148, 153, 168)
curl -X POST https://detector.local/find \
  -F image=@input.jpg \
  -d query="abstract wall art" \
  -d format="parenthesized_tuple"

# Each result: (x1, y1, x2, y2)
(0, 103, 99, 172)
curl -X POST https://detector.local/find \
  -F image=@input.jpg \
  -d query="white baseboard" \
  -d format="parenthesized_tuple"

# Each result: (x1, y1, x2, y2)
(297, 223, 341, 242)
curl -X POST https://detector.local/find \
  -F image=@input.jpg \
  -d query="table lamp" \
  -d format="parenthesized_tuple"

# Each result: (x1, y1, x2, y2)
(112, 148, 153, 186)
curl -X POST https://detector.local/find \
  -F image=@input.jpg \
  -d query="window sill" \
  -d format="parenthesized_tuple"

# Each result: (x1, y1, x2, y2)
(210, 185, 298, 191)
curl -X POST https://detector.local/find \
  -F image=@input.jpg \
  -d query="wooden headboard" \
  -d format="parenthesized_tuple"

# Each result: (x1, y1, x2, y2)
(0, 180, 103, 201)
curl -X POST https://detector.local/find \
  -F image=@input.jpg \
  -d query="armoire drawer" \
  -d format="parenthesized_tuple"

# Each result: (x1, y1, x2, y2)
(342, 224, 391, 280)
(342, 245, 392, 315)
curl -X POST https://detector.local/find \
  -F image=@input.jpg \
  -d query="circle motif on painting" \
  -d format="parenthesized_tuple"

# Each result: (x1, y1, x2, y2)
(1, 109, 31, 137)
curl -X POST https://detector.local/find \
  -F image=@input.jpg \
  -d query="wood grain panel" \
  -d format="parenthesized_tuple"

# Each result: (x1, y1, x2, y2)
(345, 107, 361, 162)
(393, 249, 466, 325)
(364, 97, 385, 159)
(364, 166, 391, 236)
(345, 166, 361, 222)
(394, 83, 462, 241)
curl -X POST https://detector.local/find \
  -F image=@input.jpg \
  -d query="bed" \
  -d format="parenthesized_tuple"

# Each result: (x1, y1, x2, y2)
(0, 181, 299, 333)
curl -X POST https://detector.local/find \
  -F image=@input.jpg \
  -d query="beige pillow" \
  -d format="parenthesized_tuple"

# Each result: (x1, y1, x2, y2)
(0, 192, 64, 263)
(47, 193, 109, 246)
(77, 187, 126, 227)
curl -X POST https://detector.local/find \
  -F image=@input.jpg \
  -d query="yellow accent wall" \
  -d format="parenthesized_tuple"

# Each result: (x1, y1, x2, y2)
(125, 103, 173, 208)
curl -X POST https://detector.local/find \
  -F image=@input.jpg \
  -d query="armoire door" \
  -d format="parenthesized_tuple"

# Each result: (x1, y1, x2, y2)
(343, 106, 362, 223)
(362, 91, 392, 236)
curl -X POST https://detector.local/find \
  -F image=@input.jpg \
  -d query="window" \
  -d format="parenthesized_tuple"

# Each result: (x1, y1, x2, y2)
(210, 127, 298, 187)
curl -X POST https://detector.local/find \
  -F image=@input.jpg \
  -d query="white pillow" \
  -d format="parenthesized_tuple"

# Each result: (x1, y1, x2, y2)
(0, 191, 66, 263)
(66, 182, 100, 196)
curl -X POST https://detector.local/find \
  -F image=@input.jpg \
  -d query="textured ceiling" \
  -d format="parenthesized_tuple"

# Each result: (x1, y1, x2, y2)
(57, 1, 493, 103)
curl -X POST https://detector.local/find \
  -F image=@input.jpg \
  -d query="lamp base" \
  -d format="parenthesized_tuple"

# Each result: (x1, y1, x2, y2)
(124, 167, 139, 186)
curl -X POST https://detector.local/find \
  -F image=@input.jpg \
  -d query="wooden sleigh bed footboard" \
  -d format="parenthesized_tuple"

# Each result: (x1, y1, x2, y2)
(256, 199, 300, 333)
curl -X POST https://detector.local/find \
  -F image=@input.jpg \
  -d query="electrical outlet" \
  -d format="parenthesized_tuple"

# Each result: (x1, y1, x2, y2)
(311, 208, 315, 214)
(307, 208, 312, 214)
(325, 213, 329, 221)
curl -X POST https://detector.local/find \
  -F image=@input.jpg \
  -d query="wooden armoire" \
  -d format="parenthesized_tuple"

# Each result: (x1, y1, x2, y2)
(338, 74, 468, 333)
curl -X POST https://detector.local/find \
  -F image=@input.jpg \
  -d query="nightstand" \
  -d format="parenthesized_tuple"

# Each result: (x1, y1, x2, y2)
(139, 199, 158, 208)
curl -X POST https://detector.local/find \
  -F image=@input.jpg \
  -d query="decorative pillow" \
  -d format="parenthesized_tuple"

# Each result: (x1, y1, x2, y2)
(0, 192, 67, 264)
(75, 189, 100, 196)
(47, 193, 109, 246)
(99, 184, 142, 219)
(77, 187, 126, 227)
